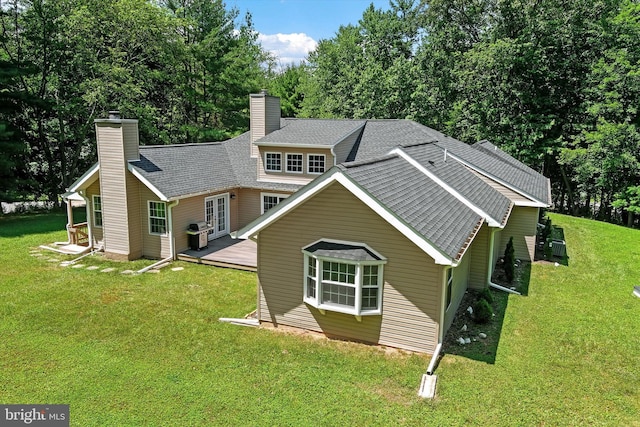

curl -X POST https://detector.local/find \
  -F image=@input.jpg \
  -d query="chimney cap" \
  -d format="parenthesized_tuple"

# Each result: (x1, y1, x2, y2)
(108, 110, 121, 120)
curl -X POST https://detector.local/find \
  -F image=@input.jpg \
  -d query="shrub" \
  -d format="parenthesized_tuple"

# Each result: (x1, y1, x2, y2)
(504, 237, 515, 283)
(473, 298, 493, 323)
(479, 287, 494, 304)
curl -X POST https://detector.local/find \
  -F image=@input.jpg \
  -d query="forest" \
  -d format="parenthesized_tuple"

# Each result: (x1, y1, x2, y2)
(1, 0, 639, 227)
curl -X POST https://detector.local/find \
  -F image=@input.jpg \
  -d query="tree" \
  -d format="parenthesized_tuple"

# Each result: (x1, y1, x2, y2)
(267, 63, 308, 117)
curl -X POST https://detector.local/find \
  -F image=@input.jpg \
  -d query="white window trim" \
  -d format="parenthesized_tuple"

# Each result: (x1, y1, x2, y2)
(148, 200, 168, 236)
(285, 153, 304, 174)
(92, 195, 103, 228)
(307, 153, 326, 175)
(260, 192, 289, 214)
(264, 151, 282, 172)
(302, 240, 386, 317)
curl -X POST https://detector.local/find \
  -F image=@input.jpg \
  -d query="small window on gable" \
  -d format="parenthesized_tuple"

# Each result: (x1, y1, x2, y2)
(148, 201, 167, 235)
(307, 154, 326, 174)
(286, 153, 303, 173)
(265, 152, 282, 172)
(303, 240, 386, 316)
(92, 195, 103, 227)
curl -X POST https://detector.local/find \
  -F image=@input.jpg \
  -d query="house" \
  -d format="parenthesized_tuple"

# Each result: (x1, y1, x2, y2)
(64, 91, 550, 354)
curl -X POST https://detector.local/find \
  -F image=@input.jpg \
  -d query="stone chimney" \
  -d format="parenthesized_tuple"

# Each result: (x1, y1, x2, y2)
(250, 90, 281, 157)
(94, 112, 143, 260)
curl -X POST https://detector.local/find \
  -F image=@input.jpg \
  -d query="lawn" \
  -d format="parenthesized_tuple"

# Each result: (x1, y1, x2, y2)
(0, 211, 638, 426)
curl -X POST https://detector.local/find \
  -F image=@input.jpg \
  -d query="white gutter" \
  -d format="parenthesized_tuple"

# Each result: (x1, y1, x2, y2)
(487, 228, 521, 295)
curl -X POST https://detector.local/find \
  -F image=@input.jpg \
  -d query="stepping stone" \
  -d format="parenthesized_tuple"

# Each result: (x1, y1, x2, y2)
(30, 253, 43, 257)
(121, 270, 135, 275)
(60, 261, 72, 267)
(71, 264, 85, 269)
(48, 258, 59, 263)
(100, 268, 116, 273)
(171, 267, 184, 272)
(86, 266, 99, 271)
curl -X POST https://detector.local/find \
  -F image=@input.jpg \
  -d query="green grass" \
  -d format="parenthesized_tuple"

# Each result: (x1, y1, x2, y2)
(1, 212, 639, 426)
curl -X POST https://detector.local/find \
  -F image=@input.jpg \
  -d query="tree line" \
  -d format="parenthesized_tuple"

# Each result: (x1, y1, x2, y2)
(276, 0, 640, 227)
(1, 0, 639, 227)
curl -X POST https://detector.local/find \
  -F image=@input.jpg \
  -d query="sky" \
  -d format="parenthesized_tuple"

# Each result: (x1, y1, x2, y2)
(229, 0, 391, 66)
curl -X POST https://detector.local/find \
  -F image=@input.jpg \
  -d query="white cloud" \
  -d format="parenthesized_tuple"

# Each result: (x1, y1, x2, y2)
(258, 33, 317, 66)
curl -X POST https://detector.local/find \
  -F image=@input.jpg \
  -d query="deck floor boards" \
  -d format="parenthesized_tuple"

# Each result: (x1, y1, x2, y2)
(178, 236, 257, 271)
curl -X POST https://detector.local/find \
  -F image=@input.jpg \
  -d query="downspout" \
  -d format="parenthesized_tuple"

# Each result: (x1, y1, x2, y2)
(488, 228, 521, 295)
(167, 199, 180, 260)
(426, 266, 449, 375)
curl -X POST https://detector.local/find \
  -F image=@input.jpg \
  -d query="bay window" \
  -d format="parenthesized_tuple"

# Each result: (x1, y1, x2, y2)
(303, 240, 386, 316)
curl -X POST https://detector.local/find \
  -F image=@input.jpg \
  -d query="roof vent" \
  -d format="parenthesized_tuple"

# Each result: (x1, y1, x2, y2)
(108, 110, 121, 120)
(443, 148, 448, 162)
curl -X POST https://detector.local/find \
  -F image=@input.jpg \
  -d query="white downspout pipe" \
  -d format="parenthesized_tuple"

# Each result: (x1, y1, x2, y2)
(167, 200, 179, 260)
(426, 266, 449, 375)
(488, 228, 521, 295)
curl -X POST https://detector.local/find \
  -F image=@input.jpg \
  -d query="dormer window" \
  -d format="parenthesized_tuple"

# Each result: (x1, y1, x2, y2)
(286, 153, 303, 173)
(307, 154, 325, 174)
(265, 152, 282, 172)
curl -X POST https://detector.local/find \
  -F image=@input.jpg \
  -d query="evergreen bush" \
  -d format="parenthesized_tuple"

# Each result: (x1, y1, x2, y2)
(479, 287, 494, 304)
(473, 298, 493, 323)
(504, 236, 515, 283)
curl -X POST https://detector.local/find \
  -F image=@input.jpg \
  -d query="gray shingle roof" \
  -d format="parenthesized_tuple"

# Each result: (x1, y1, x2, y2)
(255, 119, 366, 146)
(130, 133, 301, 200)
(401, 143, 512, 226)
(434, 136, 551, 204)
(340, 155, 483, 260)
(303, 241, 382, 261)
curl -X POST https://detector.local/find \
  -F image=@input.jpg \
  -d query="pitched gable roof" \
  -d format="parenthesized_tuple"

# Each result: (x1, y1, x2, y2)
(397, 143, 513, 227)
(339, 155, 484, 261)
(433, 136, 551, 205)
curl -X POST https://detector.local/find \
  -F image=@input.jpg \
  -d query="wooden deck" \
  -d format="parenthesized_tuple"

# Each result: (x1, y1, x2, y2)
(177, 235, 257, 271)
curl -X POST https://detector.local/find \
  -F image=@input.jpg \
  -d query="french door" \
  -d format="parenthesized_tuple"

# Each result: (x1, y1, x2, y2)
(205, 193, 229, 241)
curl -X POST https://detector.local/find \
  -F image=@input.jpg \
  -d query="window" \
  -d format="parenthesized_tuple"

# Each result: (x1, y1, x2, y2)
(307, 154, 326, 174)
(92, 195, 103, 227)
(148, 201, 167, 235)
(265, 152, 282, 172)
(286, 153, 303, 173)
(261, 193, 289, 214)
(446, 268, 453, 310)
(303, 240, 386, 316)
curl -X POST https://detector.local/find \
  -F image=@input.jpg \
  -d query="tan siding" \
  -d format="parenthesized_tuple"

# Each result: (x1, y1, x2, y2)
(444, 250, 470, 333)
(333, 127, 363, 164)
(125, 173, 143, 259)
(170, 190, 239, 253)
(122, 121, 139, 161)
(250, 94, 281, 157)
(139, 186, 171, 259)
(257, 181, 443, 354)
(470, 170, 531, 203)
(499, 206, 539, 261)
(257, 147, 334, 184)
(97, 123, 131, 258)
(237, 188, 262, 229)
(467, 223, 490, 290)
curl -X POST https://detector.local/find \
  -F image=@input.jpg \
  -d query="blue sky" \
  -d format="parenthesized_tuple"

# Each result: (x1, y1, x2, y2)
(229, 0, 391, 65)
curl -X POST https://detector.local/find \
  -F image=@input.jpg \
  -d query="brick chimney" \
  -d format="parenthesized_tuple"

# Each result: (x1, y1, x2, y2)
(95, 112, 143, 260)
(250, 90, 281, 157)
